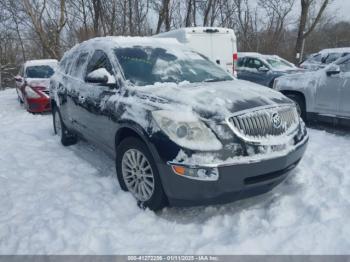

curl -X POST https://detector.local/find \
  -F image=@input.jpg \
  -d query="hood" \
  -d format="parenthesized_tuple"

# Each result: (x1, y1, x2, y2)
(26, 78, 50, 89)
(131, 80, 292, 121)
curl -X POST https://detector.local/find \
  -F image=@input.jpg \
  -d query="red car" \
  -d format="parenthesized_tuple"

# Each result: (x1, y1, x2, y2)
(15, 59, 58, 113)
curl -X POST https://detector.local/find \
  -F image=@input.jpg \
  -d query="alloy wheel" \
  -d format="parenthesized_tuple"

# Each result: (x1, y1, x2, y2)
(121, 149, 155, 202)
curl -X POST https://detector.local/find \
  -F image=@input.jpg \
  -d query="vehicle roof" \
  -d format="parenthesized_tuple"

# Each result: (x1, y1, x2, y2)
(25, 59, 58, 68)
(319, 47, 350, 54)
(158, 27, 235, 34)
(238, 52, 282, 60)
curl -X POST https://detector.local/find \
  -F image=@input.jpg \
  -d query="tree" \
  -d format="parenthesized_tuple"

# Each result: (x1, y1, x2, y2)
(294, 0, 330, 63)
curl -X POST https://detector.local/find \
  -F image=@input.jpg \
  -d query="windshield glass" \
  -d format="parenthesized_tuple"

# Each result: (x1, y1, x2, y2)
(267, 58, 295, 70)
(324, 53, 343, 64)
(26, 65, 55, 78)
(114, 46, 233, 86)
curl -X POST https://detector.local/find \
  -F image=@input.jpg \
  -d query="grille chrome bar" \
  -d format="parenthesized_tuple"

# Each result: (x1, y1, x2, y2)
(227, 105, 299, 144)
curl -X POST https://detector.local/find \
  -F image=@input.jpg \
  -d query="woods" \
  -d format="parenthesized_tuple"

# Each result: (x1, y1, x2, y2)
(0, 0, 349, 88)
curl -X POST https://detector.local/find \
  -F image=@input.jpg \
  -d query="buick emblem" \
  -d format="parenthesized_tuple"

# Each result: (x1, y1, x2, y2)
(271, 112, 282, 128)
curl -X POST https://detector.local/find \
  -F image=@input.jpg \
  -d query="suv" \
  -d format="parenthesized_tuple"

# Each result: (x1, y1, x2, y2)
(50, 37, 308, 210)
(237, 53, 302, 88)
(15, 59, 58, 113)
(274, 54, 350, 124)
(300, 48, 350, 71)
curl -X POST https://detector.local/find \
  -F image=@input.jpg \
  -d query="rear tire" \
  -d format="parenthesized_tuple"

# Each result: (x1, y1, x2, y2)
(53, 106, 78, 146)
(286, 94, 307, 121)
(116, 137, 167, 211)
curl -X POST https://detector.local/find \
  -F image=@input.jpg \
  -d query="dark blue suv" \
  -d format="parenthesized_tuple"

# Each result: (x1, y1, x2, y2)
(237, 53, 303, 88)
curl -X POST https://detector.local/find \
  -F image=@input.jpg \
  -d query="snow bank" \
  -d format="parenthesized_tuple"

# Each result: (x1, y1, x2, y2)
(1, 89, 350, 254)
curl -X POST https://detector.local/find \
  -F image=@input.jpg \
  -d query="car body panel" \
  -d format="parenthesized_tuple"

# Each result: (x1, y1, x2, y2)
(274, 55, 350, 120)
(50, 37, 308, 206)
(237, 53, 302, 88)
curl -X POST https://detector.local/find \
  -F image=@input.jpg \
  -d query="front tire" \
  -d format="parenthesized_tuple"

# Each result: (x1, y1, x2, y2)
(53, 106, 78, 146)
(116, 137, 167, 211)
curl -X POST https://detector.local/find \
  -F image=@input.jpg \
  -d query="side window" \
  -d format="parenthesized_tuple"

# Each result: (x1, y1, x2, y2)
(86, 50, 113, 76)
(72, 52, 89, 78)
(339, 59, 350, 72)
(237, 58, 245, 68)
(253, 59, 265, 69)
(245, 58, 255, 69)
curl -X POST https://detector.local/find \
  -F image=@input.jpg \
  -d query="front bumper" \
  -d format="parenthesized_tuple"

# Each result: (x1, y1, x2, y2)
(26, 97, 51, 113)
(157, 135, 308, 207)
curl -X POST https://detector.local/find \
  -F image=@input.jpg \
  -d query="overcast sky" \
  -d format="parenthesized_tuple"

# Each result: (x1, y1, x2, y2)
(330, 0, 350, 21)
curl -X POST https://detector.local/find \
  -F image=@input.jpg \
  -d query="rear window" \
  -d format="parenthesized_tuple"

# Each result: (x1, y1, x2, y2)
(25, 65, 55, 78)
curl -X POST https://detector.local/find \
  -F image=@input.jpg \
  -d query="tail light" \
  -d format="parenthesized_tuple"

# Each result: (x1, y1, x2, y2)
(233, 53, 238, 77)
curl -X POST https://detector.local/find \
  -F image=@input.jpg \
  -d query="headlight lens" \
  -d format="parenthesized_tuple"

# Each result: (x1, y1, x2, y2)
(152, 110, 222, 151)
(25, 86, 41, 98)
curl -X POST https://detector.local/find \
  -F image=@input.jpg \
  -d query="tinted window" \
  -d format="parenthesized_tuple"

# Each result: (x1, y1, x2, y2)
(86, 50, 113, 76)
(245, 58, 265, 69)
(114, 47, 232, 86)
(324, 53, 342, 64)
(339, 59, 350, 72)
(237, 58, 245, 67)
(26, 66, 55, 78)
(72, 52, 89, 78)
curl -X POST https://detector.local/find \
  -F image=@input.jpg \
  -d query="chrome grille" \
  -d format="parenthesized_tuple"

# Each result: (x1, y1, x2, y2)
(227, 105, 299, 143)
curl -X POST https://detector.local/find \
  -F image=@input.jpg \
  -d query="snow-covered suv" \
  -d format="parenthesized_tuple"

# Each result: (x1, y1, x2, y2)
(50, 37, 308, 210)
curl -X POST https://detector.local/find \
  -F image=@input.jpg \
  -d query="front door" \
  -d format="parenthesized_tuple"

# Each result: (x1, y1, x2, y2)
(338, 58, 350, 118)
(315, 67, 343, 116)
(77, 50, 120, 153)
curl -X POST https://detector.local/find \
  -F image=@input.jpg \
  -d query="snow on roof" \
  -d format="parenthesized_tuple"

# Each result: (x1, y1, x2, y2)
(159, 27, 235, 33)
(25, 59, 58, 68)
(319, 47, 350, 54)
(238, 52, 280, 60)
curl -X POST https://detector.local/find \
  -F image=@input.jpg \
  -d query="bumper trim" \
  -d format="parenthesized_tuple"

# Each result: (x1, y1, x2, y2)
(168, 134, 308, 168)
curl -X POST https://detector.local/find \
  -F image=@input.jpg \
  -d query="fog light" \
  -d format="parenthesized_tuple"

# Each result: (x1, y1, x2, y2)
(171, 165, 219, 181)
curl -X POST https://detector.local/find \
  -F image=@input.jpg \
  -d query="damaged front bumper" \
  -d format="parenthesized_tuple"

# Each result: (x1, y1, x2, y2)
(157, 133, 308, 207)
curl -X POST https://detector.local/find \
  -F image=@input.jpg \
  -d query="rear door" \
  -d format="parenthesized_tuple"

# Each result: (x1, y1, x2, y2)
(187, 30, 236, 74)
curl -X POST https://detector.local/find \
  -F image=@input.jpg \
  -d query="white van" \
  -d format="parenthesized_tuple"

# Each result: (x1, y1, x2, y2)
(154, 27, 238, 76)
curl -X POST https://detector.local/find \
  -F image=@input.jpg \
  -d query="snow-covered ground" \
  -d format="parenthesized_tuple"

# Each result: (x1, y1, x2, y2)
(1, 88, 350, 255)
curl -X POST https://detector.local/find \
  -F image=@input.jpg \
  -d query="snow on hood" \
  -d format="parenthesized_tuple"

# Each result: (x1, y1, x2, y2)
(128, 79, 292, 121)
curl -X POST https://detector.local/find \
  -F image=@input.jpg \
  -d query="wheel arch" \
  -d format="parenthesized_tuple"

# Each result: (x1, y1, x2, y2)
(280, 90, 307, 111)
(114, 122, 162, 164)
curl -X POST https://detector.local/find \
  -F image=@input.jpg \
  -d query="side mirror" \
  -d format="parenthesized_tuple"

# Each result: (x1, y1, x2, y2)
(258, 66, 269, 73)
(326, 65, 341, 76)
(85, 68, 116, 87)
(14, 75, 23, 83)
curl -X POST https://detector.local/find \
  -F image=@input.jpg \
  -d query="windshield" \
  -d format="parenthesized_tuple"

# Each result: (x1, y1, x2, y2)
(324, 53, 343, 64)
(26, 65, 55, 78)
(114, 46, 233, 86)
(266, 58, 295, 70)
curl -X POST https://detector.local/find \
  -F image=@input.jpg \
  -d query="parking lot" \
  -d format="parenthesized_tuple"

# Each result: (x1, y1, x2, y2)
(1, 88, 350, 254)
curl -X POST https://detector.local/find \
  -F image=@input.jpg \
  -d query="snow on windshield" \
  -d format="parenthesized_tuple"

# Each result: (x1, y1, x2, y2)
(114, 46, 232, 86)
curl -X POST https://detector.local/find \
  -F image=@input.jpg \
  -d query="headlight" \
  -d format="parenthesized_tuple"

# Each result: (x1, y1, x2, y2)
(25, 86, 41, 98)
(152, 110, 222, 151)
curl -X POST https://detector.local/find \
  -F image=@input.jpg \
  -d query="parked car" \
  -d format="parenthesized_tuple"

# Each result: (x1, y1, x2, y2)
(300, 48, 350, 71)
(50, 37, 308, 210)
(237, 53, 303, 88)
(274, 54, 350, 124)
(15, 59, 58, 113)
(154, 27, 238, 76)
